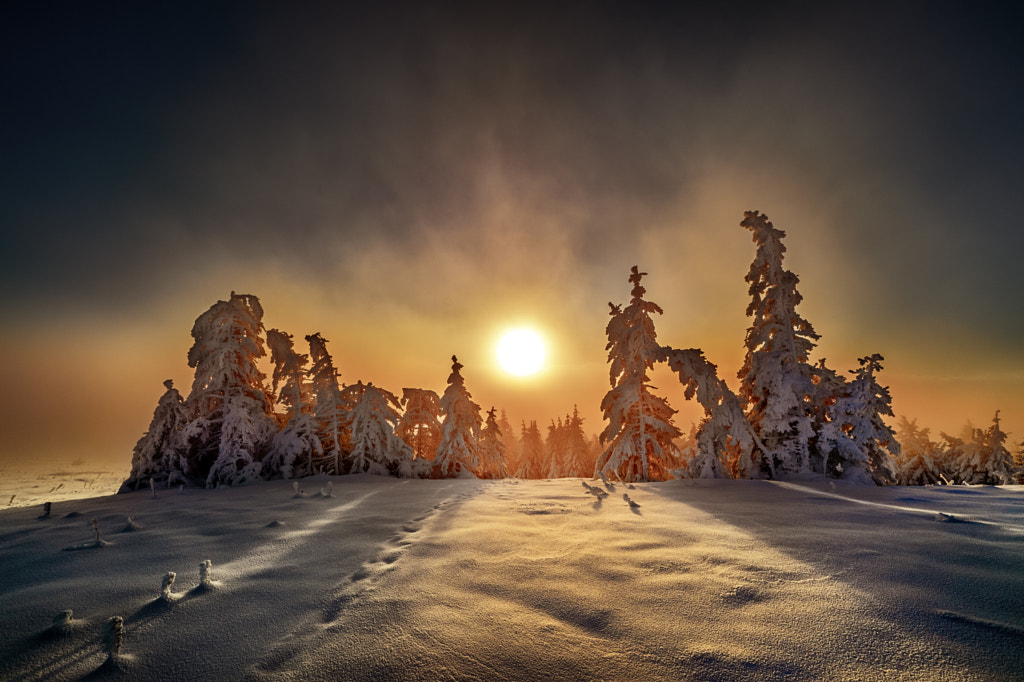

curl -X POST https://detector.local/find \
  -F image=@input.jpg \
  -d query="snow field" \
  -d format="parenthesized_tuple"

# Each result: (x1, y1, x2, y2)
(1, 477, 1022, 680)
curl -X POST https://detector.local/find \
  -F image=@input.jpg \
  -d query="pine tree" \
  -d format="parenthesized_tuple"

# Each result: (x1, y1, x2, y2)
(597, 267, 681, 482)
(306, 333, 348, 474)
(544, 418, 566, 478)
(122, 380, 190, 492)
(183, 292, 275, 487)
(737, 211, 820, 477)
(515, 420, 545, 479)
(498, 409, 519, 473)
(477, 407, 509, 479)
(265, 329, 322, 479)
(894, 416, 944, 486)
(817, 354, 898, 484)
(433, 356, 482, 478)
(950, 412, 1015, 485)
(346, 382, 413, 475)
(395, 388, 442, 461)
(561, 407, 591, 478)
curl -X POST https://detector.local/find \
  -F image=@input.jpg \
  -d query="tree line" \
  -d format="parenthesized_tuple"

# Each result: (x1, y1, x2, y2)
(122, 210, 1021, 490)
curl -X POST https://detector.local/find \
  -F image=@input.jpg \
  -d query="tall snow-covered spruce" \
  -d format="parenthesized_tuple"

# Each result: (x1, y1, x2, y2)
(737, 211, 821, 477)
(476, 407, 509, 479)
(597, 267, 681, 482)
(433, 356, 482, 478)
(182, 292, 276, 487)
(305, 333, 348, 474)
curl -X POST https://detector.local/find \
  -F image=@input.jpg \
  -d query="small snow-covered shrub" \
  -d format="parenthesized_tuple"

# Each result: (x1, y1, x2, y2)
(161, 572, 176, 601)
(199, 560, 213, 588)
(102, 616, 124, 657)
(52, 609, 74, 636)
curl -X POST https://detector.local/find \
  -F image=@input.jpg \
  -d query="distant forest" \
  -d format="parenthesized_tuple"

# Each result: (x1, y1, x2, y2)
(122, 211, 1021, 491)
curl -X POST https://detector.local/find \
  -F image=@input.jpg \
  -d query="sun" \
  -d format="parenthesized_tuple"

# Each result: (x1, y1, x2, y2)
(496, 329, 546, 377)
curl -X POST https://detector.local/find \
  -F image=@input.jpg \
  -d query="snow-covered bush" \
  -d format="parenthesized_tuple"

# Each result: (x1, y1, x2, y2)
(160, 572, 176, 601)
(102, 616, 124, 658)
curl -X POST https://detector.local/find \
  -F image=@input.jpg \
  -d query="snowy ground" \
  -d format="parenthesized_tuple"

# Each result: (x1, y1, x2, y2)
(1, 476, 1022, 681)
(1, 465, 128, 510)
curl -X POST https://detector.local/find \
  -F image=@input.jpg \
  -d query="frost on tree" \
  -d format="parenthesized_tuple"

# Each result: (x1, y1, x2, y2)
(345, 381, 413, 475)
(182, 292, 276, 487)
(306, 333, 349, 474)
(596, 267, 682, 482)
(476, 407, 509, 479)
(121, 380, 190, 492)
(658, 347, 769, 479)
(395, 388, 442, 462)
(433, 356, 482, 478)
(264, 329, 322, 479)
(817, 354, 898, 484)
(894, 417, 944, 486)
(515, 420, 545, 479)
(737, 211, 821, 477)
(945, 412, 1016, 485)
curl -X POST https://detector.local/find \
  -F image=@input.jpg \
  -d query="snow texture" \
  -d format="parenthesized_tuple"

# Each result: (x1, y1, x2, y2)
(1, 475, 1022, 680)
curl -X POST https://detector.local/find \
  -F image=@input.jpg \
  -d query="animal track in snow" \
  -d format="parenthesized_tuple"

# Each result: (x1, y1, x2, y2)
(321, 495, 462, 623)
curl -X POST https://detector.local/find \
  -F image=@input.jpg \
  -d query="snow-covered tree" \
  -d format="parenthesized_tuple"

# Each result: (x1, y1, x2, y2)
(306, 333, 348, 474)
(183, 292, 276, 487)
(122, 380, 189, 492)
(597, 267, 682, 482)
(396, 388, 442, 461)
(894, 416, 944, 486)
(947, 412, 1016, 485)
(817, 354, 898, 484)
(345, 381, 413, 475)
(476, 407, 509, 479)
(433, 356, 482, 478)
(658, 347, 767, 479)
(737, 211, 820, 477)
(515, 420, 545, 479)
(264, 329, 322, 479)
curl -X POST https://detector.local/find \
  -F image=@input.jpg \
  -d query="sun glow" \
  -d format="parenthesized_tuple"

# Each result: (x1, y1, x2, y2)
(496, 329, 546, 377)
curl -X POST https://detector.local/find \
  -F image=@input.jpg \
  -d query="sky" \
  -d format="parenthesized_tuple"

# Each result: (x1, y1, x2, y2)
(1, 1, 1022, 466)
